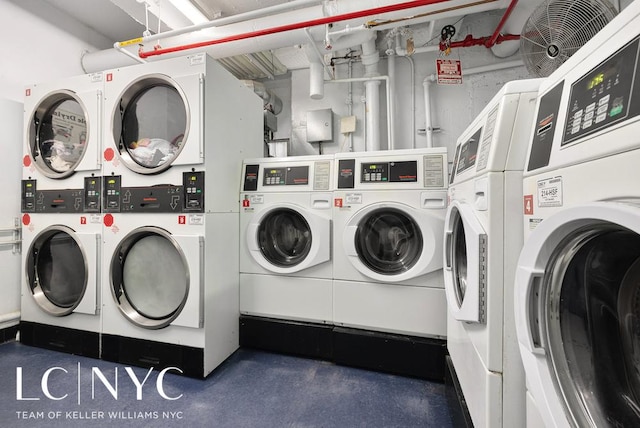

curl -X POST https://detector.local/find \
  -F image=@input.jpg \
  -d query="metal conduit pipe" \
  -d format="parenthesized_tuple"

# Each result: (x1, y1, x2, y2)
(325, 76, 393, 152)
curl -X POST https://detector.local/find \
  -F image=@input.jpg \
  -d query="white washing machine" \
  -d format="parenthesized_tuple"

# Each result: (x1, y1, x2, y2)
(516, 3, 640, 426)
(332, 148, 448, 338)
(240, 155, 333, 323)
(444, 79, 541, 428)
(103, 53, 262, 214)
(23, 73, 103, 192)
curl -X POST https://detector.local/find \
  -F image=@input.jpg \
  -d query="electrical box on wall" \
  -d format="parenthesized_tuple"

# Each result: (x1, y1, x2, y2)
(306, 109, 333, 142)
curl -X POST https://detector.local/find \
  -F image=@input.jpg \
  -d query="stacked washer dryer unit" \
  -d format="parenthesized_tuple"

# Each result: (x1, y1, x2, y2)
(240, 155, 333, 325)
(101, 54, 262, 378)
(332, 149, 448, 377)
(20, 74, 103, 358)
(516, 2, 640, 426)
(444, 79, 541, 427)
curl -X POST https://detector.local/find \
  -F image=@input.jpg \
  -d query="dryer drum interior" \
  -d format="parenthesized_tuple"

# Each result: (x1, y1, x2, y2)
(449, 210, 468, 307)
(114, 76, 187, 173)
(30, 92, 88, 178)
(26, 226, 88, 316)
(257, 208, 312, 267)
(355, 207, 423, 275)
(111, 227, 189, 329)
(541, 224, 640, 427)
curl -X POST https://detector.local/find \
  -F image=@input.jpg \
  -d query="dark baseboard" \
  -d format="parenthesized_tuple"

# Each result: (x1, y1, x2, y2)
(239, 315, 446, 381)
(0, 324, 19, 344)
(19, 321, 99, 359)
(445, 355, 474, 427)
(101, 334, 205, 379)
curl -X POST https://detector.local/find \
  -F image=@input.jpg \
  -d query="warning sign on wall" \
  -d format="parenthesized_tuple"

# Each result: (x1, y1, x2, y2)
(436, 59, 463, 85)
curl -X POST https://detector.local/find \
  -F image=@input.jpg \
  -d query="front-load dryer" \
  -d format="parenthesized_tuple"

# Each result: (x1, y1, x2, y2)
(516, 3, 640, 426)
(23, 73, 103, 210)
(20, 177, 103, 357)
(103, 53, 262, 214)
(444, 79, 541, 428)
(332, 148, 448, 338)
(240, 155, 333, 323)
(101, 190, 239, 378)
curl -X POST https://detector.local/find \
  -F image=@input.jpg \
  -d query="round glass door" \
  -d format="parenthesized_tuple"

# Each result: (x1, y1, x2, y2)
(26, 226, 88, 316)
(543, 224, 640, 427)
(113, 76, 188, 173)
(29, 92, 89, 178)
(355, 208, 423, 275)
(257, 208, 312, 267)
(111, 227, 189, 329)
(449, 210, 468, 307)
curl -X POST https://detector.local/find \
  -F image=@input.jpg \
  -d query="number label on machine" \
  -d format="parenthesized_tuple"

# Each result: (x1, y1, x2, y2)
(537, 177, 563, 207)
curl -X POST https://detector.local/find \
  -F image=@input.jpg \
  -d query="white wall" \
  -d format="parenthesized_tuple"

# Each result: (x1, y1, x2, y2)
(0, 0, 111, 101)
(0, 0, 109, 330)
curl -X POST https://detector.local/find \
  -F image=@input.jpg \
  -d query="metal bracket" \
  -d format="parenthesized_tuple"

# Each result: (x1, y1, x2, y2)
(0, 218, 22, 254)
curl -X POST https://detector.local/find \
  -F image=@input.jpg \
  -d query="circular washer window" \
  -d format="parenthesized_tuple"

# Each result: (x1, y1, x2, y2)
(113, 76, 188, 174)
(26, 226, 88, 316)
(355, 208, 423, 275)
(111, 227, 189, 329)
(28, 92, 89, 178)
(450, 210, 468, 307)
(257, 208, 312, 267)
(544, 225, 640, 427)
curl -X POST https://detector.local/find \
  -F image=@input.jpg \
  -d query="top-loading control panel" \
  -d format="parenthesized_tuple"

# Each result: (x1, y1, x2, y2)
(102, 171, 205, 213)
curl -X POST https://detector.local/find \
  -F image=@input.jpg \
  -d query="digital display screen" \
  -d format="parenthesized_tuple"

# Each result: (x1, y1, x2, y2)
(587, 73, 604, 90)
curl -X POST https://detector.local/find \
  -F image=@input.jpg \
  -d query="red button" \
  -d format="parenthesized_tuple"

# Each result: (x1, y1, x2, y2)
(103, 213, 114, 227)
(22, 213, 30, 226)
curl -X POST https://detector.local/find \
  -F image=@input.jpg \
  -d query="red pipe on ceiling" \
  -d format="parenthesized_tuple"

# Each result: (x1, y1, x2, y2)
(486, 0, 518, 47)
(139, 0, 481, 58)
(438, 0, 519, 52)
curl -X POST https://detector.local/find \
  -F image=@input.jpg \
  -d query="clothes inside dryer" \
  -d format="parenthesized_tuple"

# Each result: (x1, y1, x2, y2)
(258, 208, 312, 268)
(354, 207, 423, 275)
(115, 79, 186, 171)
(26, 226, 88, 316)
(111, 227, 190, 329)
(30, 94, 88, 176)
(541, 224, 640, 427)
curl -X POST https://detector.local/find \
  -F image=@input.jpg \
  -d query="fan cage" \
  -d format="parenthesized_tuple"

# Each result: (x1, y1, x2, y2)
(520, 0, 618, 77)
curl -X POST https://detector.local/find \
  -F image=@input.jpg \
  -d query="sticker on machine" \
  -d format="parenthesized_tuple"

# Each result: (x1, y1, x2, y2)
(529, 218, 543, 230)
(189, 214, 204, 225)
(249, 194, 264, 204)
(537, 176, 563, 207)
(346, 193, 362, 204)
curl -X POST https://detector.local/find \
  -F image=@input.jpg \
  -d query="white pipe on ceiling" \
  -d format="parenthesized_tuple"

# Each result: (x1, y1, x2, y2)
(82, 0, 509, 72)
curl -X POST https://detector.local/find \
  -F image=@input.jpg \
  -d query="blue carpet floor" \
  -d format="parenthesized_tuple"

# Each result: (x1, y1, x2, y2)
(0, 341, 452, 427)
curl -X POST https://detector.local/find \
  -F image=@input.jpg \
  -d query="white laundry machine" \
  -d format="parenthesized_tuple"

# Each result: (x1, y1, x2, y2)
(239, 155, 333, 324)
(444, 79, 541, 428)
(23, 73, 103, 190)
(516, 3, 640, 426)
(101, 208, 238, 378)
(100, 54, 261, 377)
(103, 53, 261, 214)
(332, 148, 448, 338)
(20, 179, 103, 358)
(21, 74, 103, 356)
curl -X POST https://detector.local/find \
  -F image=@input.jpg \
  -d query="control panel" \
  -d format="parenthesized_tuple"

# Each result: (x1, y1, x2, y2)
(102, 172, 205, 213)
(563, 37, 640, 146)
(263, 166, 309, 186)
(360, 161, 418, 183)
(21, 178, 101, 213)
